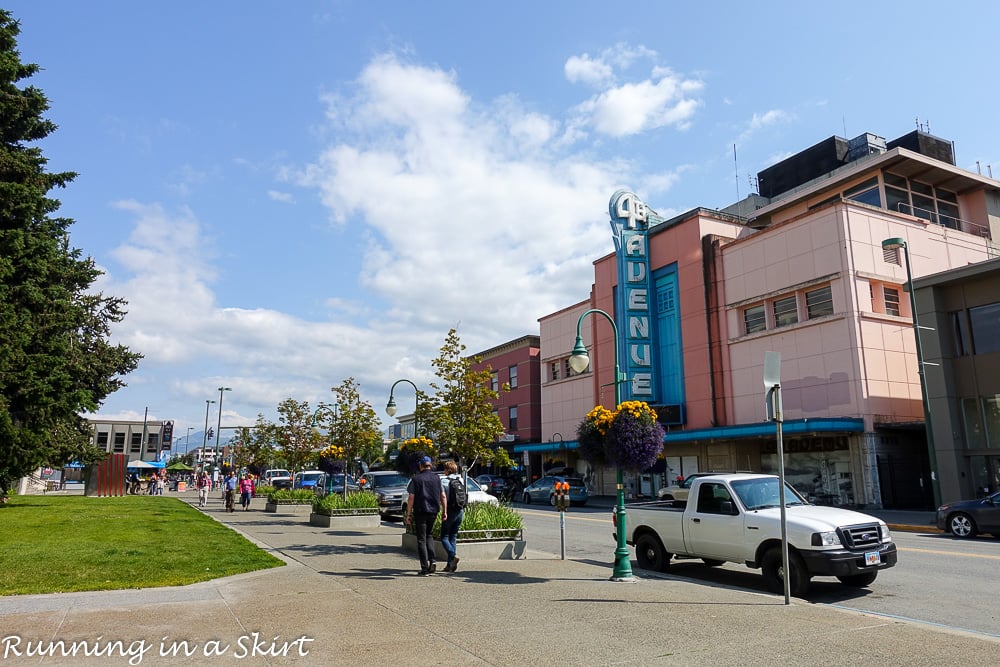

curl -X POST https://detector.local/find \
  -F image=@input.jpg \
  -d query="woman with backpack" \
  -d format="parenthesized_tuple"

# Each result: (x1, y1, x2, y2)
(441, 461, 467, 572)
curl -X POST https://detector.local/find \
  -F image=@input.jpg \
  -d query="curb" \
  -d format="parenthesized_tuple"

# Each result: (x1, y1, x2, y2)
(887, 523, 942, 534)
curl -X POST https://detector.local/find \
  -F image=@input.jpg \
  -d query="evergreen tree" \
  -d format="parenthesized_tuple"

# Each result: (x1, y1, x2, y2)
(0, 11, 141, 500)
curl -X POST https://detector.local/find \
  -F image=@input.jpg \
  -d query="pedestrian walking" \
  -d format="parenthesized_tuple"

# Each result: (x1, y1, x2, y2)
(196, 471, 210, 507)
(224, 471, 238, 512)
(441, 461, 468, 572)
(155, 472, 165, 496)
(405, 456, 446, 576)
(239, 473, 255, 511)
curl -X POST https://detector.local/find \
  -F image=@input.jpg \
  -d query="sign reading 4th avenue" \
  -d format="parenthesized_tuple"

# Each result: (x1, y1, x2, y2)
(609, 190, 661, 404)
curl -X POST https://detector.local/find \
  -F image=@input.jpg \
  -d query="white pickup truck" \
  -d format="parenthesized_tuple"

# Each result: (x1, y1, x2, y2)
(619, 473, 897, 596)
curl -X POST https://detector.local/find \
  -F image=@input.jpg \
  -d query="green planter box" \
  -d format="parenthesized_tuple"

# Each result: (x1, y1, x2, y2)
(309, 510, 380, 528)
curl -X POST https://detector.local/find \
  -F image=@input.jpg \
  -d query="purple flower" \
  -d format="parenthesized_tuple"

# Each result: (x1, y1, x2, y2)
(606, 411, 664, 473)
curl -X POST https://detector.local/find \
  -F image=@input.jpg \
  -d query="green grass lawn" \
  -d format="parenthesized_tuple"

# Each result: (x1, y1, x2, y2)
(0, 495, 284, 595)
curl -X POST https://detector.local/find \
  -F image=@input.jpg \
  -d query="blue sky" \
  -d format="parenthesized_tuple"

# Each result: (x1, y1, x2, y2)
(8, 1, 1000, 445)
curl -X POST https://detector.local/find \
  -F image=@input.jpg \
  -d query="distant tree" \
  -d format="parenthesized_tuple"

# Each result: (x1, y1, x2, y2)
(231, 415, 277, 475)
(0, 11, 141, 501)
(273, 399, 324, 473)
(419, 329, 512, 471)
(318, 377, 383, 491)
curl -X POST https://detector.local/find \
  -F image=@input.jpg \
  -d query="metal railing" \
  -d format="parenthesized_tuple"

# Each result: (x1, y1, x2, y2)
(895, 202, 996, 257)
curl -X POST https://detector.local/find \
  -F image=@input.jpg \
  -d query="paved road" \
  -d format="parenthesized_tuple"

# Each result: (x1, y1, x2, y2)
(514, 503, 1000, 638)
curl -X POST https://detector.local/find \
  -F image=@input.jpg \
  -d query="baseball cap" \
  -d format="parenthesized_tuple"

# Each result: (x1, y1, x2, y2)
(419, 456, 433, 466)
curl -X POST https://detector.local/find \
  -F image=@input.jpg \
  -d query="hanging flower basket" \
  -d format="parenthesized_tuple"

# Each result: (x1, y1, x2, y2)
(576, 401, 664, 473)
(395, 436, 438, 476)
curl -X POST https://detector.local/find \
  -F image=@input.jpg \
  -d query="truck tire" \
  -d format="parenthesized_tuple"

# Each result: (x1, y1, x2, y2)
(635, 534, 670, 572)
(761, 547, 809, 597)
(836, 571, 877, 587)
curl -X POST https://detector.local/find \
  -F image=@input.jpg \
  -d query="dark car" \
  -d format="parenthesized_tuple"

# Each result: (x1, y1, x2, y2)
(936, 490, 1000, 538)
(522, 475, 589, 506)
(357, 471, 411, 519)
(475, 474, 510, 499)
(313, 473, 359, 499)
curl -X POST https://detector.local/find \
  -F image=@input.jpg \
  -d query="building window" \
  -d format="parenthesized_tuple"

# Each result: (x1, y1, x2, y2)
(883, 171, 961, 230)
(969, 302, 1000, 355)
(844, 176, 881, 206)
(772, 295, 798, 328)
(984, 396, 1000, 448)
(564, 359, 572, 378)
(883, 287, 901, 317)
(744, 304, 766, 334)
(113, 432, 126, 453)
(96, 431, 109, 449)
(130, 433, 141, 453)
(490, 371, 498, 392)
(952, 311, 971, 356)
(508, 406, 518, 432)
(805, 285, 833, 319)
(508, 365, 518, 389)
(550, 362, 559, 381)
(963, 398, 985, 449)
(146, 432, 159, 452)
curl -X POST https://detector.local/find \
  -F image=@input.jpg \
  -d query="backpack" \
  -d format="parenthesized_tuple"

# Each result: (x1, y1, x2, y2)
(448, 476, 468, 510)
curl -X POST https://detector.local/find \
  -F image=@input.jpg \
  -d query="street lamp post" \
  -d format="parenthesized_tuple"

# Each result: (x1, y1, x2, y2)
(881, 237, 941, 507)
(551, 432, 564, 468)
(568, 308, 634, 581)
(185, 427, 193, 455)
(311, 403, 346, 496)
(215, 387, 232, 469)
(386, 379, 420, 438)
(202, 399, 215, 468)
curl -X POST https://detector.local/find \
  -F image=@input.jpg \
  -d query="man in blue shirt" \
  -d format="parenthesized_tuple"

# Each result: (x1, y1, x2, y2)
(405, 456, 446, 576)
(224, 471, 238, 512)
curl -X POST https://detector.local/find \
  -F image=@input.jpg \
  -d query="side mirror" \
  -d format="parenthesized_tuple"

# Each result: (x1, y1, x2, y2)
(720, 500, 736, 515)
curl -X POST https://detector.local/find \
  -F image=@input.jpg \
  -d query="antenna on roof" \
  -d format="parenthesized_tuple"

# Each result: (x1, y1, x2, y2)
(734, 144, 740, 203)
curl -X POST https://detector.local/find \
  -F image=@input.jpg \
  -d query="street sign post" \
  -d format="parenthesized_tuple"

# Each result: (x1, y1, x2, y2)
(763, 351, 791, 605)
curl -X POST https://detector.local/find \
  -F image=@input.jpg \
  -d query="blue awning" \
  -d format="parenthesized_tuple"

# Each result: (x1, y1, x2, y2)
(513, 441, 579, 453)
(663, 418, 864, 444)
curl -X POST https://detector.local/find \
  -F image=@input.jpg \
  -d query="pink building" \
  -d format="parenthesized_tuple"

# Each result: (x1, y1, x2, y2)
(469, 335, 541, 476)
(540, 130, 999, 507)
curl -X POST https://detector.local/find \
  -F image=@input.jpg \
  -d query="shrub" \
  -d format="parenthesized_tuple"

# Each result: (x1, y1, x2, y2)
(267, 488, 315, 503)
(254, 484, 275, 497)
(431, 501, 523, 540)
(313, 490, 378, 512)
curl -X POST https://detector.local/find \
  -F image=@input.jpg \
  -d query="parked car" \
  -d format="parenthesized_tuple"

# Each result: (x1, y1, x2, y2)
(522, 476, 589, 506)
(263, 468, 292, 490)
(656, 472, 719, 501)
(357, 471, 412, 519)
(475, 474, 511, 499)
(292, 470, 324, 490)
(936, 490, 1000, 538)
(400, 474, 498, 515)
(313, 473, 359, 499)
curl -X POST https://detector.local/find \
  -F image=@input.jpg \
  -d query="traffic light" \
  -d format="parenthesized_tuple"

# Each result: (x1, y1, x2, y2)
(207, 428, 214, 440)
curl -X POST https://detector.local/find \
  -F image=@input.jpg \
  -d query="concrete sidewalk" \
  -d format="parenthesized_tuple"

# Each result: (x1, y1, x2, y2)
(0, 496, 994, 666)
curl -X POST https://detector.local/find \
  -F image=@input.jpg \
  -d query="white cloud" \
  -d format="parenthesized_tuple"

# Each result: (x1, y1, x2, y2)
(736, 109, 794, 144)
(267, 190, 295, 203)
(564, 45, 704, 138)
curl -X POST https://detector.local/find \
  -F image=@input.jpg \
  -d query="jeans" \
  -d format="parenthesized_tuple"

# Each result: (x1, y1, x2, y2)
(413, 511, 437, 571)
(440, 510, 463, 565)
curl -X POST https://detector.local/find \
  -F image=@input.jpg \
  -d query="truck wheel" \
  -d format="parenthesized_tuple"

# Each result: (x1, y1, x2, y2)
(761, 548, 809, 597)
(701, 559, 725, 567)
(635, 534, 670, 572)
(837, 571, 877, 587)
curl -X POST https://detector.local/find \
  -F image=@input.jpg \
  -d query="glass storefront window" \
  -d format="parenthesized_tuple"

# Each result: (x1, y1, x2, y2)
(970, 302, 1000, 355)
(984, 395, 1000, 448)
(963, 398, 985, 448)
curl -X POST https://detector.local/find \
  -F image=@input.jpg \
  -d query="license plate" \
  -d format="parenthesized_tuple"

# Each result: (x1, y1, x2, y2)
(865, 551, 880, 566)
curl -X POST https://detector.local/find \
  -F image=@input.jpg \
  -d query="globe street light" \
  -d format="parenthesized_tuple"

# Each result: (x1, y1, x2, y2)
(569, 308, 633, 581)
(215, 387, 232, 469)
(881, 237, 941, 507)
(386, 379, 419, 438)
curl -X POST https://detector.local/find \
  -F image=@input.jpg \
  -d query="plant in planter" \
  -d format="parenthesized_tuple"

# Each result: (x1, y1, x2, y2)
(312, 490, 378, 515)
(577, 400, 664, 473)
(254, 484, 275, 498)
(267, 488, 316, 504)
(402, 501, 526, 560)
(395, 436, 438, 477)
